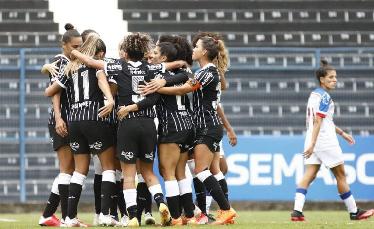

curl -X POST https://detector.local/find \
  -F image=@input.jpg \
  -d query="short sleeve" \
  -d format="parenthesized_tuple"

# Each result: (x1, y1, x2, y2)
(195, 69, 214, 88)
(55, 73, 69, 89)
(316, 92, 330, 118)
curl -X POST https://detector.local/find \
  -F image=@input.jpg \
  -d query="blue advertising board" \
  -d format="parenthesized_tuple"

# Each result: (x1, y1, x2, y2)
(224, 136, 374, 201)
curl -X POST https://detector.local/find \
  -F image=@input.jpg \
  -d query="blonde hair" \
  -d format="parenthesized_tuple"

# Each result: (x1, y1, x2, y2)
(213, 39, 229, 78)
(64, 33, 102, 75)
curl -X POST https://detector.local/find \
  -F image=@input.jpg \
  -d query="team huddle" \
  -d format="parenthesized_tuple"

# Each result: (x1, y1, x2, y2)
(38, 23, 237, 227)
(37, 23, 373, 228)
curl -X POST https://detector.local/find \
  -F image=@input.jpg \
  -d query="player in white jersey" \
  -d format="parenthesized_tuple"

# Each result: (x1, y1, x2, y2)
(291, 60, 374, 221)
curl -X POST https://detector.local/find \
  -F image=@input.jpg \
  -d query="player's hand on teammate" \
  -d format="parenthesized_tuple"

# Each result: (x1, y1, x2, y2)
(44, 61, 59, 78)
(227, 128, 237, 146)
(117, 105, 130, 120)
(341, 132, 355, 145)
(98, 99, 114, 118)
(55, 117, 68, 137)
(139, 79, 166, 96)
(303, 145, 314, 159)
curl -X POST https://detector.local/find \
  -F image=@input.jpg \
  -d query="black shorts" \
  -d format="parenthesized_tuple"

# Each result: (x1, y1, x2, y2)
(194, 125, 223, 153)
(48, 124, 69, 151)
(117, 117, 157, 164)
(68, 121, 115, 155)
(159, 129, 195, 153)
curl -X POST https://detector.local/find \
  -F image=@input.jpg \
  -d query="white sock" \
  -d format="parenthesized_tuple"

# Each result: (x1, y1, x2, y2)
(340, 191, 358, 213)
(102, 170, 116, 183)
(206, 195, 213, 214)
(165, 180, 179, 197)
(70, 171, 86, 186)
(58, 173, 71, 185)
(148, 184, 163, 198)
(178, 178, 192, 195)
(51, 176, 59, 195)
(123, 189, 137, 208)
(294, 188, 307, 212)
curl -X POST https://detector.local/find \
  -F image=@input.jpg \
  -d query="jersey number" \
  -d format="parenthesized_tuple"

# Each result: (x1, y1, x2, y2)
(176, 95, 185, 111)
(72, 70, 89, 103)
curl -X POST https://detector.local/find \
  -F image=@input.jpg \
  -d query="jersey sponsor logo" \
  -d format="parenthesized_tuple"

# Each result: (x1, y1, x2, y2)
(121, 151, 134, 160)
(144, 152, 154, 160)
(70, 142, 80, 151)
(89, 141, 103, 150)
(108, 63, 122, 71)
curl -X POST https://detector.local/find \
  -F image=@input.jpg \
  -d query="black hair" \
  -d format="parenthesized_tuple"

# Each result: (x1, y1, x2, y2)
(157, 42, 178, 62)
(315, 60, 336, 83)
(61, 23, 81, 43)
(159, 34, 193, 65)
(121, 33, 153, 61)
(95, 39, 106, 55)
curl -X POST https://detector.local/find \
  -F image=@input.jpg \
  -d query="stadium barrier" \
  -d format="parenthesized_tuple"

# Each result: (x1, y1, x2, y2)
(0, 47, 373, 202)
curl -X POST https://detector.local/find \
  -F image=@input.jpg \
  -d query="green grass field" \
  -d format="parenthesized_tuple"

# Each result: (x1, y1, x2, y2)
(0, 211, 373, 229)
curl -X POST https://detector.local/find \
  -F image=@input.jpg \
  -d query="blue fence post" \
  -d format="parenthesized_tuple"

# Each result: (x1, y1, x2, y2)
(19, 48, 26, 202)
(315, 49, 321, 67)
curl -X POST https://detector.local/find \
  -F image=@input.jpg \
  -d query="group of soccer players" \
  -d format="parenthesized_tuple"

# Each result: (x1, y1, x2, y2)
(38, 24, 237, 227)
(37, 22, 374, 228)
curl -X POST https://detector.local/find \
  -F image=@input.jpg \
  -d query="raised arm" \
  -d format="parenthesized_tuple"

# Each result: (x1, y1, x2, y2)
(44, 81, 62, 97)
(71, 50, 106, 70)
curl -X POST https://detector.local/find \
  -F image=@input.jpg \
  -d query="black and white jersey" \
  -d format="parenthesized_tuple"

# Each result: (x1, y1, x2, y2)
(103, 58, 119, 126)
(48, 54, 70, 126)
(105, 60, 163, 119)
(156, 69, 194, 134)
(193, 63, 222, 128)
(56, 65, 108, 122)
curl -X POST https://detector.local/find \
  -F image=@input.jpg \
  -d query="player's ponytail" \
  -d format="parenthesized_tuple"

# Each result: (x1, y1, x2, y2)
(61, 23, 80, 44)
(315, 60, 335, 83)
(214, 39, 229, 80)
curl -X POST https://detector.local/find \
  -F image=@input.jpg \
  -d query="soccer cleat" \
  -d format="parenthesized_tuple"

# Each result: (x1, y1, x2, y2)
(212, 208, 237, 225)
(195, 213, 209, 225)
(158, 203, 172, 226)
(64, 217, 88, 227)
(92, 214, 100, 226)
(170, 217, 183, 226)
(291, 210, 305, 221)
(182, 216, 198, 225)
(126, 217, 140, 227)
(98, 213, 119, 226)
(350, 209, 374, 220)
(144, 212, 156, 225)
(38, 214, 61, 227)
(207, 213, 216, 223)
(119, 214, 130, 226)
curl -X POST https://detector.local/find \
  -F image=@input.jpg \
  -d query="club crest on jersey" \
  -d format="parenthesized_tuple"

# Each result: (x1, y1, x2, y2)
(132, 75, 145, 93)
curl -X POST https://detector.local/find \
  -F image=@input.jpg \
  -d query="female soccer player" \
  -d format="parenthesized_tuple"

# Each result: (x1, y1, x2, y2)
(291, 60, 374, 221)
(149, 41, 195, 225)
(38, 23, 82, 227)
(45, 34, 117, 227)
(70, 33, 189, 227)
(142, 35, 237, 225)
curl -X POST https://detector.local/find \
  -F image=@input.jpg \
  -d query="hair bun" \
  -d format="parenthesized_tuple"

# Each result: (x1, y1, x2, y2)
(320, 59, 329, 66)
(64, 23, 75, 31)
